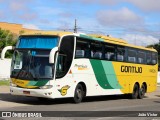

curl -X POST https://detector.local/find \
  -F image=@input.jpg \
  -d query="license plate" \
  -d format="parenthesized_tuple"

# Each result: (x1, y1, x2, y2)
(23, 91, 30, 95)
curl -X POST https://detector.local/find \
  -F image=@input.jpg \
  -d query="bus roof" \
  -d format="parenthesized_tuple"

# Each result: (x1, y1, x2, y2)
(20, 31, 157, 52)
(21, 31, 73, 37)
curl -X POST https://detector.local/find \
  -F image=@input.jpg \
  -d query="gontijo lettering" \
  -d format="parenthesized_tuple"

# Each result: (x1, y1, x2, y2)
(121, 65, 142, 73)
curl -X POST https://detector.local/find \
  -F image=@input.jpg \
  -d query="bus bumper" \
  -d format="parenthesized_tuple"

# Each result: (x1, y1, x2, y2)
(10, 86, 55, 98)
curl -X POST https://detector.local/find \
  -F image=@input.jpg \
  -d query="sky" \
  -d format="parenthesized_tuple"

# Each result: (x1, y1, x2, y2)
(0, 0, 160, 46)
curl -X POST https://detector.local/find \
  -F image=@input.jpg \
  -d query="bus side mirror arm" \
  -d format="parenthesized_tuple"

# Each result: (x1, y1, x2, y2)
(49, 47, 59, 64)
(1, 46, 14, 60)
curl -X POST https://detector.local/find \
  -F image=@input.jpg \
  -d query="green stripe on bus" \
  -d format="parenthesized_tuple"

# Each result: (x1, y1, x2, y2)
(80, 34, 104, 42)
(27, 80, 49, 87)
(34, 80, 49, 86)
(90, 60, 113, 89)
(90, 60, 122, 89)
(27, 81, 38, 86)
(101, 61, 122, 89)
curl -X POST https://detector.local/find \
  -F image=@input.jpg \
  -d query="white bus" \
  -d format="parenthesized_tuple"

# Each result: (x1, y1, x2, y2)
(1, 31, 158, 103)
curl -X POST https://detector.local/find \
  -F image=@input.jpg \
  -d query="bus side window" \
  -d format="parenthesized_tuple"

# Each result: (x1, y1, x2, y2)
(76, 50, 85, 58)
(104, 44, 115, 61)
(151, 52, 157, 65)
(117, 47, 125, 62)
(146, 52, 152, 64)
(90, 42, 102, 59)
(128, 48, 137, 63)
(76, 39, 89, 58)
(93, 51, 102, 59)
(137, 51, 145, 64)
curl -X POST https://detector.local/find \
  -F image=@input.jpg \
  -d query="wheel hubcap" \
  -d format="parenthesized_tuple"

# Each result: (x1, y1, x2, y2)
(77, 89, 82, 99)
(141, 87, 145, 96)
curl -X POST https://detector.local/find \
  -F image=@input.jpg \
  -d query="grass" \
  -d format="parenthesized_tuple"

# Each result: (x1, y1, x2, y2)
(0, 80, 10, 86)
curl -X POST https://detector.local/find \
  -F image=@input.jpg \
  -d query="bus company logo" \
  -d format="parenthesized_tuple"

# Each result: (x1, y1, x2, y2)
(149, 69, 156, 73)
(74, 64, 88, 70)
(58, 85, 70, 96)
(121, 65, 142, 73)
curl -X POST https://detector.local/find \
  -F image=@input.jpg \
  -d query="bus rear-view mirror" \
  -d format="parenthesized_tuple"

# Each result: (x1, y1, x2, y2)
(49, 47, 58, 64)
(1, 46, 14, 60)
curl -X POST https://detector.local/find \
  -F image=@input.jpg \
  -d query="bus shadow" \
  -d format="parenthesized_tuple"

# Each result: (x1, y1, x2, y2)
(154, 101, 160, 103)
(0, 93, 73, 105)
(155, 95, 160, 97)
(83, 94, 148, 103)
(0, 93, 149, 105)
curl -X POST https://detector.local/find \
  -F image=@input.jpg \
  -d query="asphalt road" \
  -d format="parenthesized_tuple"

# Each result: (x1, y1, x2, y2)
(0, 86, 160, 120)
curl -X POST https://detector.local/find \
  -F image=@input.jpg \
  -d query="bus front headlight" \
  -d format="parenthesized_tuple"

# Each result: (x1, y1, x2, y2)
(11, 83, 17, 87)
(39, 85, 53, 89)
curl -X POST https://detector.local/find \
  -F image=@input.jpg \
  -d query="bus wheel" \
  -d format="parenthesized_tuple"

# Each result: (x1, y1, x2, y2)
(73, 84, 84, 103)
(138, 84, 146, 99)
(131, 84, 139, 99)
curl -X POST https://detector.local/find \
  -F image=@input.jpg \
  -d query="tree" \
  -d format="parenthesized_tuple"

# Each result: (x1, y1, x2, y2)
(0, 28, 18, 58)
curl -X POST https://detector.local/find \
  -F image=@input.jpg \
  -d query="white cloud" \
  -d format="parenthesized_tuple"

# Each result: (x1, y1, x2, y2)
(0, 0, 38, 22)
(19, 13, 38, 22)
(82, 0, 160, 12)
(23, 24, 40, 30)
(10, 2, 25, 11)
(81, 0, 119, 5)
(126, 0, 160, 12)
(59, 0, 160, 12)
(35, 7, 62, 16)
(0, 0, 4, 3)
(8, 0, 33, 11)
(59, 0, 122, 6)
(59, 0, 74, 2)
(97, 7, 143, 27)
(121, 34, 159, 46)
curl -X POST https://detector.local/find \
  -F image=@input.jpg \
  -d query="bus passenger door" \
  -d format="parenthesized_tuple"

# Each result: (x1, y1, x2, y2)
(56, 54, 67, 78)
(55, 36, 75, 79)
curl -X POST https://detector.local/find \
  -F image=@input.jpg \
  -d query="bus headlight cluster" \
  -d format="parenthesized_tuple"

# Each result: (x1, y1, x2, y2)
(11, 83, 17, 87)
(39, 85, 53, 89)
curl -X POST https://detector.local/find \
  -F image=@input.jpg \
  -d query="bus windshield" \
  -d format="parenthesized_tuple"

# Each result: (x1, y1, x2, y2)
(11, 49, 53, 80)
(10, 35, 59, 80)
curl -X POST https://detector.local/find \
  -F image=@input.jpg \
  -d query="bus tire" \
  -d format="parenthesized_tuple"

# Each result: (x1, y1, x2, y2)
(138, 84, 146, 99)
(73, 84, 84, 103)
(131, 84, 139, 99)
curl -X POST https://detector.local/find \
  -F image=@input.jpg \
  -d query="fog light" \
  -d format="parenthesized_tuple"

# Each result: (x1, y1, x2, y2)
(40, 85, 53, 89)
